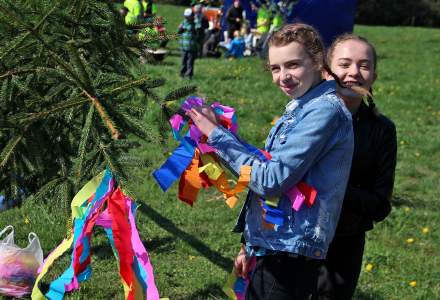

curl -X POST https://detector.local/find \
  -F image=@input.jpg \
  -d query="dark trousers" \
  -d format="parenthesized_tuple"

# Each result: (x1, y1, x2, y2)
(246, 255, 320, 300)
(312, 232, 365, 300)
(180, 50, 195, 78)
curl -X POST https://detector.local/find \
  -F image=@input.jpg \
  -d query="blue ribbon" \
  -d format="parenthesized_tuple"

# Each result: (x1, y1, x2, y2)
(261, 200, 284, 226)
(152, 136, 196, 192)
(243, 142, 269, 162)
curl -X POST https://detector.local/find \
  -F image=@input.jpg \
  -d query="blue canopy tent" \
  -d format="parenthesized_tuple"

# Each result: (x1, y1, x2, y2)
(286, 0, 357, 47)
(221, 0, 357, 47)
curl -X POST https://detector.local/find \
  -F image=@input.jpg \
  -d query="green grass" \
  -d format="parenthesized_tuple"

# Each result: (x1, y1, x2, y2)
(1, 4, 440, 299)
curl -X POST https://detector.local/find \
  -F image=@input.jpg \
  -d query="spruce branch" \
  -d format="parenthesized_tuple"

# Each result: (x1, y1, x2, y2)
(67, 41, 93, 91)
(1, 0, 172, 207)
(82, 89, 121, 140)
(26, 177, 64, 203)
(104, 75, 150, 96)
(0, 32, 31, 62)
(0, 2, 59, 59)
(0, 132, 25, 169)
(0, 68, 37, 80)
(0, 6, 87, 91)
(74, 104, 95, 182)
(7, 97, 88, 124)
(118, 110, 158, 141)
(99, 141, 126, 180)
(164, 85, 197, 102)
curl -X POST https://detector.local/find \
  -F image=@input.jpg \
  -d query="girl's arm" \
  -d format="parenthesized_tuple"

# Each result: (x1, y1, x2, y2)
(189, 100, 345, 197)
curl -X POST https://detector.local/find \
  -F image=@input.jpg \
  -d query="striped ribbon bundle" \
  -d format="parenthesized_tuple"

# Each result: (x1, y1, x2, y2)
(31, 170, 160, 300)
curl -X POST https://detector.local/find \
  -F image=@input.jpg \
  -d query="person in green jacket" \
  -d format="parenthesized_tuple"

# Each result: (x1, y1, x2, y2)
(271, 10, 283, 32)
(256, 2, 270, 35)
(124, 0, 143, 25)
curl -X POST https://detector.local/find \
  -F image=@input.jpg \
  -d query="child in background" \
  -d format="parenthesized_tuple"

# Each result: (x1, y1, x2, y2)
(242, 25, 254, 56)
(225, 30, 245, 58)
(178, 8, 198, 79)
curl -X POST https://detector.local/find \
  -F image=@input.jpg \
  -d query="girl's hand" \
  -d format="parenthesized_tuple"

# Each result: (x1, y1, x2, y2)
(234, 246, 250, 278)
(186, 106, 218, 137)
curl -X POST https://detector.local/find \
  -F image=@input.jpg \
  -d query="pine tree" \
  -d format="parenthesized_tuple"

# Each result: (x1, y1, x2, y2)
(0, 0, 195, 211)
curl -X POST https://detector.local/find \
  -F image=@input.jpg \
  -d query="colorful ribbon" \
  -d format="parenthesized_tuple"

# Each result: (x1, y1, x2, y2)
(31, 170, 161, 300)
(153, 97, 249, 208)
(153, 96, 319, 216)
(223, 255, 256, 300)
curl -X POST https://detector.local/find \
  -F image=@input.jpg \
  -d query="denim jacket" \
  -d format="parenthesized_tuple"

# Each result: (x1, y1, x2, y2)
(207, 80, 354, 259)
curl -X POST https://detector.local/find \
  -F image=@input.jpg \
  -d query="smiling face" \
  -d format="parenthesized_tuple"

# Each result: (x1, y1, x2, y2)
(269, 41, 322, 99)
(328, 39, 377, 100)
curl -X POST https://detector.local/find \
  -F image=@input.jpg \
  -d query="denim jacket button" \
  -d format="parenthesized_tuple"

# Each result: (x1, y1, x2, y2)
(314, 250, 321, 257)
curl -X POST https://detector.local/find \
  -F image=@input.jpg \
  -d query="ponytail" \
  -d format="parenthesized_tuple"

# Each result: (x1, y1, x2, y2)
(367, 88, 381, 116)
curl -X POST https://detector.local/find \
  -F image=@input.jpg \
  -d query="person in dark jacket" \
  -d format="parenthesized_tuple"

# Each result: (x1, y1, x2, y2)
(312, 34, 397, 300)
(194, 4, 209, 57)
(225, 0, 243, 42)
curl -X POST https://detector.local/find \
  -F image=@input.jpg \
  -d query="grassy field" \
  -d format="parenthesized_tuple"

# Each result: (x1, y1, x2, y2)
(1, 4, 440, 300)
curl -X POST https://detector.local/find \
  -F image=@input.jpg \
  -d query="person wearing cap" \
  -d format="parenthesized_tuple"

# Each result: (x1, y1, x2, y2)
(178, 9, 198, 79)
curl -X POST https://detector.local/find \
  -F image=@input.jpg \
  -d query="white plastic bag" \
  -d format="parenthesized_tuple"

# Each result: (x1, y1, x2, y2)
(0, 225, 43, 298)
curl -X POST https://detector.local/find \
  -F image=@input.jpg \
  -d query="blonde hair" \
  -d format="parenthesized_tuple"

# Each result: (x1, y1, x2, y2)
(268, 23, 325, 70)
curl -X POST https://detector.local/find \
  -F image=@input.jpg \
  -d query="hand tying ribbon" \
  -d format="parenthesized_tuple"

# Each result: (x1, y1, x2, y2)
(153, 96, 317, 215)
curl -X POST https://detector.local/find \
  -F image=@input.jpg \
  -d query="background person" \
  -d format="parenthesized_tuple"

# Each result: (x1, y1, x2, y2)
(178, 8, 198, 80)
(194, 4, 210, 58)
(312, 34, 397, 300)
(142, 0, 157, 21)
(224, 30, 245, 58)
(225, 0, 244, 42)
(123, 0, 143, 25)
(202, 27, 221, 58)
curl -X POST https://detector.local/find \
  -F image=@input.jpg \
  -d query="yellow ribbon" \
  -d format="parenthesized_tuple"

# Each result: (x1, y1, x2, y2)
(31, 236, 74, 299)
(264, 198, 279, 207)
(71, 171, 105, 218)
(198, 154, 224, 180)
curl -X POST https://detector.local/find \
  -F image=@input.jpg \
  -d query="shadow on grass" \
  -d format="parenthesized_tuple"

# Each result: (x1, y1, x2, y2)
(183, 283, 225, 300)
(90, 228, 176, 259)
(137, 202, 233, 272)
(141, 59, 176, 66)
(354, 289, 385, 300)
(166, 50, 181, 58)
(92, 243, 115, 259)
(218, 75, 235, 81)
(391, 194, 416, 207)
(143, 236, 176, 253)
